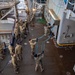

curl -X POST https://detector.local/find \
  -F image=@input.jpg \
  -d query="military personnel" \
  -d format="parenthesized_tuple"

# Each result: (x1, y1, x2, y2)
(22, 22, 28, 37)
(23, 22, 26, 29)
(18, 19, 23, 26)
(34, 51, 44, 72)
(19, 24, 26, 39)
(15, 22, 19, 28)
(16, 34, 22, 44)
(23, 22, 26, 32)
(8, 45, 14, 55)
(11, 54, 19, 73)
(14, 27, 19, 40)
(15, 43, 23, 61)
(29, 38, 36, 57)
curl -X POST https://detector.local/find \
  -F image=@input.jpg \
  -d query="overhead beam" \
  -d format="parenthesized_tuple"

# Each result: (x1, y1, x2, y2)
(1, 8, 14, 20)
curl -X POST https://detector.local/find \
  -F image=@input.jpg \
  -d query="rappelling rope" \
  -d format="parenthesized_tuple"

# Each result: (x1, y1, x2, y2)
(38, 34, 45, 40)
(35, 35, 51, 54)
(35, 41, 38, 54)
(41, 36, 51, 52)
(35, 34, 45, 54)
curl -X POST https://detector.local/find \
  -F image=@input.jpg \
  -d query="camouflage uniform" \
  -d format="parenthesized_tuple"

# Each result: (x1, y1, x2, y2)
(8, 45, 14, 55)
(19, 25, 25, 38)
(11, 54, 19, 73)
(14, 28, 19, 40)
(15, 44, 23, 61)
(18, 19, 23, 26)
(29, 39, 36, 57)
(34, 53, 44, 72)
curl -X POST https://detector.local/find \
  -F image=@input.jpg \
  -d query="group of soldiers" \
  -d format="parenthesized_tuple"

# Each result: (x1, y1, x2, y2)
(8, 18, 44, 73)
(0, 20, 54, 73)
(0, 18, 46, 73)
(8, 19, 28, 73)
(14, 19, 29, 42)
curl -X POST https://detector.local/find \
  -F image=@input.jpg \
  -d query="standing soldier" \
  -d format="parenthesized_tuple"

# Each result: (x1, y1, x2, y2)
(15, 22, 20, 33)
(14, 27, 19, 41)
(15, 22, 19, 28)
(34, 51, 44, 72)
(15, 43, 23, 61)
(8, 44, 14, 55)
(22, 21, 26, 29)
(11, 54, 19, 73)
(29, 38, 36, 58)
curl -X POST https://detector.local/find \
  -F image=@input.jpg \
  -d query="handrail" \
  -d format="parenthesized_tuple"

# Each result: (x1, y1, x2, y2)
(36, 0, 46, 3)
(49, 9, 60, 21)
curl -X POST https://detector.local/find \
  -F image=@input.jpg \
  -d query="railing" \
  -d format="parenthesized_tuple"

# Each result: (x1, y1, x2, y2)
(0, 0, 19, 2)
(36, 0, 46, 3)
(0, 0, 13, 2)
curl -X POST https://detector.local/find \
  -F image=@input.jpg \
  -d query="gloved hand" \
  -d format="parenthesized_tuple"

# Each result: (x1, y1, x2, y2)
(36, 38, 38, 42)
(34, 54, 37, 57)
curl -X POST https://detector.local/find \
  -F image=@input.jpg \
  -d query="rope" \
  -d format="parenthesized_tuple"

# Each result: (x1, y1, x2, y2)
(35, 34, 45, 54)
(41, 41, 45, 52)
(44, 36, 51, 42)
(35, 28, 53, 53)
(35, 42, 38, 54)
(35, 33, 52, 54)
(38, 34, 45, 40)
(41, 36, 51, 51)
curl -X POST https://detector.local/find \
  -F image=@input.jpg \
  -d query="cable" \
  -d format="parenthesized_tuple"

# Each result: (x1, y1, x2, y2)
(38, 34, 45, 40)
(35, 34, 45, 54)
(41, 35, 51, 52)
(35, 42, 38, 54)
(35, 31, 52, 54)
